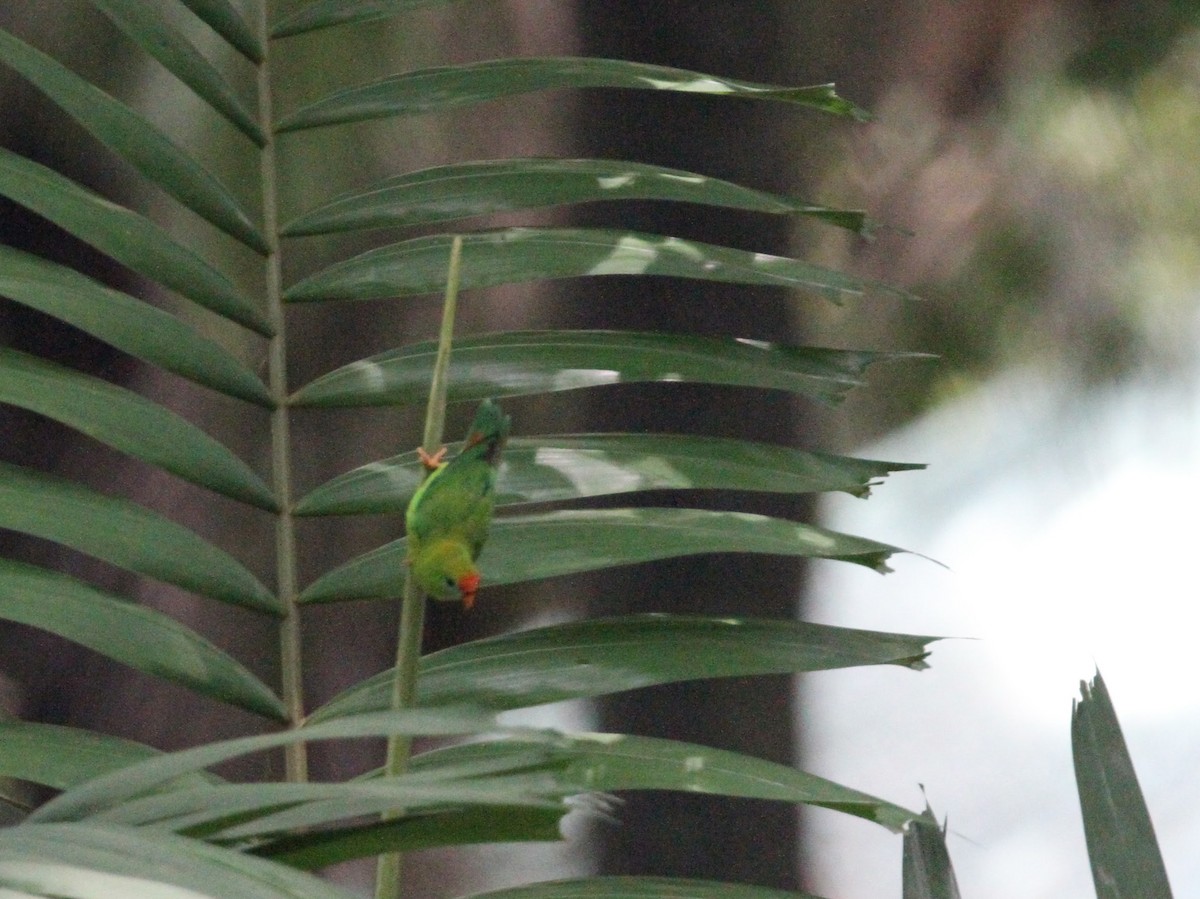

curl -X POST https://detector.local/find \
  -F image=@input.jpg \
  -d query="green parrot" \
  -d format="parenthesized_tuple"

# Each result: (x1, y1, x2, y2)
(405, 399, 510, 609)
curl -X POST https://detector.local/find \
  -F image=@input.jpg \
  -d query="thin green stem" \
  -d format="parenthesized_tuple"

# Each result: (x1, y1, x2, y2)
(258, 4, 306, 783)
(374, 236, 463, 899)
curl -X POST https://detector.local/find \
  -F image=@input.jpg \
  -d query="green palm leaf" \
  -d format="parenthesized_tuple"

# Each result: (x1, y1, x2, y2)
(0, 722, 219, 792)
(0, 29, 266, 251)
(290, 330, 908, 408)
(272, 1, 488, 38)
(0, 148, 270, 334)
(411, 733, 918, 831)
(0, 351, 278, 511)
(276, 57, 867, 131)
(311, 615, 934, 720)
(299, 509, 906, 603)
(284, 227, 896, 304)
(1072, 672, 1173, 899)
(96, 773, 564, 838)
(902, 806, 962, 899)
(30, 708, 511, 823)
(0, 561, 284, 719)
(282, 158, 871, 237)
(295, 434, 922, 515)
(0, 462, 276, 612)
(89, 0, 264, 145)
(177, 0, 262, 63)
(0, 823, 357, 899)
(255, 806, 563, 869)
(0, 247, 270, 406)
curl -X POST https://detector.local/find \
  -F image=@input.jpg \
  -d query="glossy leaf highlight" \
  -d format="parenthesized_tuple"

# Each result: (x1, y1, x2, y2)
(296, 434, 923, 515)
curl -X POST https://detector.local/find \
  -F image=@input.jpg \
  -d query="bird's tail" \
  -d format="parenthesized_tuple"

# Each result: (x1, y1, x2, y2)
(461, 398, 510, 465)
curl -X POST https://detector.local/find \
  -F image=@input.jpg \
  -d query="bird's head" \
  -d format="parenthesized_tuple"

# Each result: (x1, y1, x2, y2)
(412, 539, 482, 609)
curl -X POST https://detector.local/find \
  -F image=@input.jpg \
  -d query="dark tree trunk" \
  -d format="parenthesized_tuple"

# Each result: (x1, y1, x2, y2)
(570, 2, 828, 887)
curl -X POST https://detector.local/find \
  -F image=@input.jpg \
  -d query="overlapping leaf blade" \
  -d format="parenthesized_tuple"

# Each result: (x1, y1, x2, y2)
(411, 733, 918, 831)
(0, 29, 266, 251)
(0, 462, 276, 612)
(284, 228, 894, 304)
(0, 722, 219, 792)
(177, 0, 263, 63)
(1072, 672, 1173, 899)
(30, 708, 512, 823)
(200, 760, 573, 843)
(291, 330, 906, 408)
(0, 823, 357, 899)
(0, 247, 271, 406)
(92, 773, 564, 838)
(0, 351, 278, 511)
(311, 615, 935, 721)
(299, 509, 905, 604)
(90, 0, 264, 145)
(0, 560, 285, 719)
(272, 0, 481, 38)
(256, 806, 563, 869)
(296, 434, 922, 515)
(282, 158, 871, 237)
(275, 57, 867, 131)
(0, 148, 270, 334)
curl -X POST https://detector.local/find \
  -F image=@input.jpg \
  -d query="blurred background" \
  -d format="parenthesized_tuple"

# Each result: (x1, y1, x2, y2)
(1, 1, 1198, 897)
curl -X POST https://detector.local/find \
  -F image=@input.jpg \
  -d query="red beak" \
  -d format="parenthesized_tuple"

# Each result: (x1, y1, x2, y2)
(458, 572, 481, 610)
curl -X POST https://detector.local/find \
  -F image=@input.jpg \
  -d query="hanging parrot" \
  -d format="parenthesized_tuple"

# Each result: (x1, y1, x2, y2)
(405, 399, 510, 609)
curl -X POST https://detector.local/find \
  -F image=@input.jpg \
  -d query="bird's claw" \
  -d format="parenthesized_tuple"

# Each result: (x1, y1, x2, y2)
(418, 446, 447, 471)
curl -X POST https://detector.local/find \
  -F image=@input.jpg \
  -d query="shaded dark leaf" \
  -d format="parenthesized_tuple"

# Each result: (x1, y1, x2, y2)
(1073, 672, 1173, 899)
(276, 57, 867, 131)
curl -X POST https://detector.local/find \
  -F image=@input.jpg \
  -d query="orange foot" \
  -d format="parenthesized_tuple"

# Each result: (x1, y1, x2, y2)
(417, 446, 447, 471)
